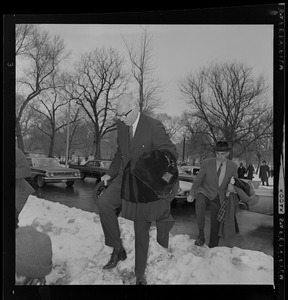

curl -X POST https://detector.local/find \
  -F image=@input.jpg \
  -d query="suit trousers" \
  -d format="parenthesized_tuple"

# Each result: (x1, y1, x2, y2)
(96, 178, 123, 248)
(195, 193, 221, 248)
(96, 177, 158, 278)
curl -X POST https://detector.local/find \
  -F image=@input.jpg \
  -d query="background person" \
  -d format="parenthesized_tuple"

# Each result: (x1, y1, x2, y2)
(259, 160, 270, 186)
(237, 162, 247, 179)
(16, 147, 35, 229)
(246, 163, 255, 180)
(96, 94, 178, 285)
(187, 141, 238, 248)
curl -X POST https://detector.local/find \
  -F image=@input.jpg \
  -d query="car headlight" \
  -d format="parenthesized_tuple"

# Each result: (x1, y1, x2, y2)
(46, 172, 54, 177)
(74, 172, 80, 177)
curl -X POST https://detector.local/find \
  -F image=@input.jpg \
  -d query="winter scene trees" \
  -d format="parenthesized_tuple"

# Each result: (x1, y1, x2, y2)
(16, 24, 273, 169)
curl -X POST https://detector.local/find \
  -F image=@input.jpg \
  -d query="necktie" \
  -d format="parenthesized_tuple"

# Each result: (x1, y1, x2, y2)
(217, 163, 223, 177)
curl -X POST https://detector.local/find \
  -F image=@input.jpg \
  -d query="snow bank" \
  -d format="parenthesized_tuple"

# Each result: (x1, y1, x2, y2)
(18, 195, 273, 285)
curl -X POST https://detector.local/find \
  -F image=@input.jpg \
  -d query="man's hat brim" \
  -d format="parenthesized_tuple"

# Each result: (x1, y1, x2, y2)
(215, 146, 231, 151)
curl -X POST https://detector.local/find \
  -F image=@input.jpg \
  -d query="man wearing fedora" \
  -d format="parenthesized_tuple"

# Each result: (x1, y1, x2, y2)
(96, 93, 178, 285)
(187, 141, 238, 248)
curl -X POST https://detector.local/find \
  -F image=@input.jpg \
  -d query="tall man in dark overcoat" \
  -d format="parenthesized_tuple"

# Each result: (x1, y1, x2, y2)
(259, 160, 270, 186)
(96, 94, 178, 285)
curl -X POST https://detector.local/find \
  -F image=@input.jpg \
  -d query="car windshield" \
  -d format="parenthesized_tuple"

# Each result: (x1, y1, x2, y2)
(101, 161, 111, 169)
(32, 158, 61, 168)
(192, 168, 200, 175)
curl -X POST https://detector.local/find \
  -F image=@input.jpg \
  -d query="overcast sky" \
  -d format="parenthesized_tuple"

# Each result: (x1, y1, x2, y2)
(38, 24, 273, 116)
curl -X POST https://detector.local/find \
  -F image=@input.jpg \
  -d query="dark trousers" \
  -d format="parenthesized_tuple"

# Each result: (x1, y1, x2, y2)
(133, 216, 174, 278)
(195, 193, 221, 248)
(96, 179, 123, 248)
(134, 220, 151, 278)
(261, 179, 269, 186)
(96, 178, 154, 278)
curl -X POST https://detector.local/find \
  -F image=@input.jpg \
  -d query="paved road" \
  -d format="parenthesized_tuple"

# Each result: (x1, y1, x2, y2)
(32, 178, 99, 213)
(30, 177, 274, 257)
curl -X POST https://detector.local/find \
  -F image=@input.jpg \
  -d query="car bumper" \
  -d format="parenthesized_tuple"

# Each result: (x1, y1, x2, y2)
(175, 191, 190, 200)
(42, 177, 81, 183)
(175, 195, 188, 199)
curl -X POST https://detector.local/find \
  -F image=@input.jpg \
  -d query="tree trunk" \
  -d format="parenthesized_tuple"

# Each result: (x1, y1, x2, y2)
(256, 154, 261, 173)
(94, 134, 101, 159)
(16, 119, 25, 152)
(48, 134, 55, 157)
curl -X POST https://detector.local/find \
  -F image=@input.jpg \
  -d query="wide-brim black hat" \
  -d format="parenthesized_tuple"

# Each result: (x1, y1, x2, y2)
(214, 141, 231, 151)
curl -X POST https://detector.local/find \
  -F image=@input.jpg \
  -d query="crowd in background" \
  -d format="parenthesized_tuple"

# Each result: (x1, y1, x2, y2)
(237, 160, 273, 186)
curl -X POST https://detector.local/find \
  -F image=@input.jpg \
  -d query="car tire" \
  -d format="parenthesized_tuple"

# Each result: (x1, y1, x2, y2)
(80, 172, 85, 180)
(175, 199, 186, 208)
(66, 181, 74, 187)
(36, 176, 46, 188)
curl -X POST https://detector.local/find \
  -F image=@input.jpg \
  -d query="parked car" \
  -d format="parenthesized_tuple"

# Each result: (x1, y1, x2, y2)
(179, 165, 200, 176)
(178, 167, 196, 183)
(175, 180, 193, 201)
(26, 157, 81, 188)
(69, 160, 112, 181)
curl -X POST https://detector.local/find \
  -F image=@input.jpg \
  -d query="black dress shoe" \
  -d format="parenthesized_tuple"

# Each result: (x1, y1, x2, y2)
(194, 235, 205, 246)
(103, 247, 127, 269)
(136, 276, 147, 285)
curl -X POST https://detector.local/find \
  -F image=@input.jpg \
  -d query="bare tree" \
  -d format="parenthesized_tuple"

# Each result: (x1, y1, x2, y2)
(179, 61, 272, 158)
(244, 114, 273, 171)
(16, 24, 36, 56)
(179, 112, 212, 163)
(153, 112, 182, 143)
(16, 94, 38, 140)
(30, 74, 83, 157)
(67, 47, 128, 158)
(123, 26, 163, 115)
(16, 25, 68, 151)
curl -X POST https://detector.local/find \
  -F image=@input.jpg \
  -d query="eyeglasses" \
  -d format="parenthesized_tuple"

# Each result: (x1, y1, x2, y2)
(115, 108, 133, 120)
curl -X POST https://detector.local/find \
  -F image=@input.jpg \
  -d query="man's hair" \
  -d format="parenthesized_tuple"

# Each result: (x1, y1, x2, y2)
(117, 93, 139, 109)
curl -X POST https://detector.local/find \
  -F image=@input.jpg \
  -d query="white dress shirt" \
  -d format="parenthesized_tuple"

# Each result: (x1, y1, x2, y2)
(131, 112, 140, 137)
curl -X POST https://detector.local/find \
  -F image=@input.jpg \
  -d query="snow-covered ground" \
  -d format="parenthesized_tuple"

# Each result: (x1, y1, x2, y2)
(252, 173, 274, 188)
(19, 193, 273, 285)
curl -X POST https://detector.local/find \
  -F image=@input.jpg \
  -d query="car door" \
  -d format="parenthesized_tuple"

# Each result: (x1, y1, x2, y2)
(85, 161, 95, 177)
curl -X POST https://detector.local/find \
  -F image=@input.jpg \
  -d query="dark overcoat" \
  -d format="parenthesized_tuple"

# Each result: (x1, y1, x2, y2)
(106, 113, 178, 222)
(259, 165, 270, 181)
